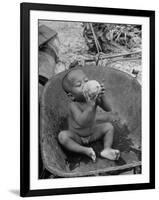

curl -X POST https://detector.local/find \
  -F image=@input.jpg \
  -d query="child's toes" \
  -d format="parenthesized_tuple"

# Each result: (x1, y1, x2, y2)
(115, 150, 120, 160)
(91, 153, 96, 162)
(88, 148, 96, 162)
(100, 149, 120, 160)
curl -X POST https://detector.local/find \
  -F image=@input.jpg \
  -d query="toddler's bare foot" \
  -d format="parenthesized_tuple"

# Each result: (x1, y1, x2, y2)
(86, 147, 96, 162)
(100, 148, 120, 160)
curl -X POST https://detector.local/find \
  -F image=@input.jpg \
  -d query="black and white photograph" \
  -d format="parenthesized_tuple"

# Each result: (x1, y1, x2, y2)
(20, 3, 155, 197)
(39, 21, 142, 179)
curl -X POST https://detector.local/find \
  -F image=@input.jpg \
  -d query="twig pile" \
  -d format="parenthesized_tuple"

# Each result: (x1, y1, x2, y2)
(83, 23, 141, 53)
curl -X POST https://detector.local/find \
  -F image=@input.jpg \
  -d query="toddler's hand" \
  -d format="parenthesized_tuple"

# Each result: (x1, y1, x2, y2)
(96, 83, 105, 104)
(98, 83, 105, 98)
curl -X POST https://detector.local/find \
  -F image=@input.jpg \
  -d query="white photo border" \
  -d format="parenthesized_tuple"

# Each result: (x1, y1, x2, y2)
(30, 10, 150, 190)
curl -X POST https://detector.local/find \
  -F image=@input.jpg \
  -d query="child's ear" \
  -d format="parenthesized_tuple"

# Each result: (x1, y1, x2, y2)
(67, 93, 75, 101)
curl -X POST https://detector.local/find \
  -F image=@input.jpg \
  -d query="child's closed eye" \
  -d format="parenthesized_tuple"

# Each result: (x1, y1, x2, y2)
(75, 82, 82, 87)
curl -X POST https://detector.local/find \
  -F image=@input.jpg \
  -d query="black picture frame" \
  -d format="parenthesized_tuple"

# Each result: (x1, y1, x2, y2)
(20, 2, 155, 197)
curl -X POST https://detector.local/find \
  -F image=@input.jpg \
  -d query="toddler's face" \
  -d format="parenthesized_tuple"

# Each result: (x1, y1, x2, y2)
(68, 69, 89, 100)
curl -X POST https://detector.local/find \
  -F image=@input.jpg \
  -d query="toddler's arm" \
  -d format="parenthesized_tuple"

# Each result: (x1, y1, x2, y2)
(97, 94, 112, 112)
(69, 101, 96, 127)
(95, 83, 111, 111)
(96, 84, 120, 122)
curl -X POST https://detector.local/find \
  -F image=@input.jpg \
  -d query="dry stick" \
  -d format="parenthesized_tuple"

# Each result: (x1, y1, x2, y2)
(89, 23, 104, 65)
(84, 50, 141, 63)
(100, 50, 141, 60)
(89, 23, 102, 53)
(107, 56, 141, 64)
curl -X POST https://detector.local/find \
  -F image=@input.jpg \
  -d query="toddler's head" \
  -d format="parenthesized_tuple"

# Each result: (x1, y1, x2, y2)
(62, 68, 101, 102)
(62, 68, 89, 101)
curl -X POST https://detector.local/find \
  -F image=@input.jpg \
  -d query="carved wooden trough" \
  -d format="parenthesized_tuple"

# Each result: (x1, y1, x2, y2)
(40, 65, 141, 178)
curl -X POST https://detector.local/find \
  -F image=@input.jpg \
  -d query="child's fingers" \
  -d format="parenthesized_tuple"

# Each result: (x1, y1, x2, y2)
(101, 87, 105, 92)
(100, 89, 105, 94)
(98, 90, 105, 97)
(100, 84, 105, 88)
(100, 85, 105, 90)
(100, 83, 104, 88)
(100, 90, 104, 94)
(100, 91, 105, 95)
(100, 84, 105, 91)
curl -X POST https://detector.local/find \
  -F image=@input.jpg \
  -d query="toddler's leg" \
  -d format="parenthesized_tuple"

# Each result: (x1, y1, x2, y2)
(58, 130, 96, 162)
(90, 123, 120, 160)
(101, 123, 120, 160)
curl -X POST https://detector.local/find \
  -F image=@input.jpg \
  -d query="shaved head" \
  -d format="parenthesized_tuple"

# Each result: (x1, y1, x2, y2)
(62, 72, 73, 94)
(62, 68, 84, 94)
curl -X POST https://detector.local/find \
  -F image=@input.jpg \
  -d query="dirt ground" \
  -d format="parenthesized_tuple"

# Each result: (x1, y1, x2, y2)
(39, 20, 142, 84)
